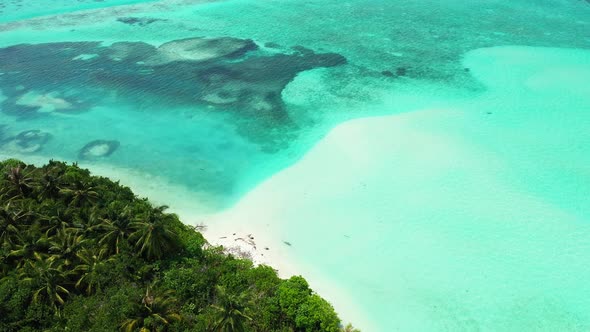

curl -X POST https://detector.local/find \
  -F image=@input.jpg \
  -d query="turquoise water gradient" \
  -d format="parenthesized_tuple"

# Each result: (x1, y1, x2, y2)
(272, 46, 590, 331)
(1, 0, 590, 330)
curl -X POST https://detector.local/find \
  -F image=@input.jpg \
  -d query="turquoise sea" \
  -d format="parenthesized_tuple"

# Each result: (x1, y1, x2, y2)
(1, 0, 590, 330)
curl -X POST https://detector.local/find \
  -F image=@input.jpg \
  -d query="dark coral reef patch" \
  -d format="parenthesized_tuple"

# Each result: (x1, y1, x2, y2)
(0, 128, 52, 153)
(0, 37, 346, 126)
(78, 139, 120, 160)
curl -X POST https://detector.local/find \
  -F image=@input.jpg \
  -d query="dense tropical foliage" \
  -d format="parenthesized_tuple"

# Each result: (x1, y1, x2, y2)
(0, 159, 357, 332)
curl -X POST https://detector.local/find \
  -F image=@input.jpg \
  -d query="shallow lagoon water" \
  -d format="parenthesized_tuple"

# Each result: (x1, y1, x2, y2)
(0, 0, 159, 23)
(260, 46, 590, 331)
(1, 0, 590, 331)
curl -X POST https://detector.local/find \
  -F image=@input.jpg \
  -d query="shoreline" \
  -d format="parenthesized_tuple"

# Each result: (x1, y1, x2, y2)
(201, 207, 374, 331)
(0, 152, 371, 330)
(119, 166, 374, 330)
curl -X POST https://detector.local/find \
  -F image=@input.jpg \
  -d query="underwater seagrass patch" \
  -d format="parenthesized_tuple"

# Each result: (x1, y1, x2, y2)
(0, 37, 346, 126)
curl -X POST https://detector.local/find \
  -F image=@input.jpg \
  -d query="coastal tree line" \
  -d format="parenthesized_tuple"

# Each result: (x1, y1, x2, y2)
(0, 159, 359, 332)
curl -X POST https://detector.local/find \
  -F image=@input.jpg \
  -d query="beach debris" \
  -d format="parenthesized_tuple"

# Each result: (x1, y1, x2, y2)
(194, 223, 207, 232)
(188, 223, 207, 232)
(283, 241, 292, 246)
(234, 236, 257, 249)
(224, 245, 253, 260)
(78, 139, 120, 160)
(220, 236, 227, 239)
(264, 247, 269, 250)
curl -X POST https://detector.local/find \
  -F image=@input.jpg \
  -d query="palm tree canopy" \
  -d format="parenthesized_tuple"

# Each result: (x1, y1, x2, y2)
(120, 288, 182, 332)
(129, 210, 179, 260)
(210, 286, 252, 332)
(19, 253, 70, 313)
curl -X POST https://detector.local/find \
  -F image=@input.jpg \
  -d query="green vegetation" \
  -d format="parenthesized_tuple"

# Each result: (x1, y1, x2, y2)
(0, 159, 357, 332)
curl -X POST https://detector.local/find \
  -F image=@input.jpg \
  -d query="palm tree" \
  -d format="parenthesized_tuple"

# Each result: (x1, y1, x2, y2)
(0, 254, 9, 278)
(59, 180, 99, 207)
(38, 205, 71, 237)
(129, 208, 178, 260)
(0, 216, 19, 250)
(120, 288, 182, 332)
(90, 203, 134, 255)
(0, 202, 33, 249)
(19, 252, 70, 314)
(341, 323, 361, 332)
(8, 232, 49, 269)
(209, 286, 252, 332)
(37, 166, 63, 200)
(48, 227, 86, 267)
(5, 165, 35, 197)
(72, 247, 112, 295)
